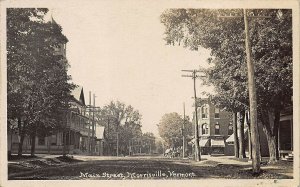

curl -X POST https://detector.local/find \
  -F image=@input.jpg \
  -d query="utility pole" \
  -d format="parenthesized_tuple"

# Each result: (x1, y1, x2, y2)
(182, 102, 186, 158)
(88, 91, 91, 154)
(91, 94, 96, 155)
(218, 9, 270, 174)
(86, 92, 100, 155)
(107, 116, 110, 155)
(116, 124, 119, 157)
(181, 69, 204, 161)
(243, 9, 261, 173)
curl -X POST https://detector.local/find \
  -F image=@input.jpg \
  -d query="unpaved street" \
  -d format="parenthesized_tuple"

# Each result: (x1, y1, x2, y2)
(8, 155, 293, 180)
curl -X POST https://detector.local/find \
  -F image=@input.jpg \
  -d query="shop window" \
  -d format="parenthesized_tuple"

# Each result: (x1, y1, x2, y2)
(215, 124, 220, 135)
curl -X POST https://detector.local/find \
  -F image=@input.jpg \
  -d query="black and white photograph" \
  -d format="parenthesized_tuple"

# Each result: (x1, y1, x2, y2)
(1, 0, 299, 186)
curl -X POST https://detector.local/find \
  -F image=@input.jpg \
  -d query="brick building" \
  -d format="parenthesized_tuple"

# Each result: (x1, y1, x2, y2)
(195, 98, 233, 155)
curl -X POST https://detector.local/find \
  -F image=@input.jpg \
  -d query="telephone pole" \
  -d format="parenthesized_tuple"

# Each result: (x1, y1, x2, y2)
(181, 69, 205, 161)
(88, 91, 91, 154)
(219, 9, 270, 174)
(116, 124, 119, 157)
(91, 94, 96, 155)
(86, 92, 100, 155)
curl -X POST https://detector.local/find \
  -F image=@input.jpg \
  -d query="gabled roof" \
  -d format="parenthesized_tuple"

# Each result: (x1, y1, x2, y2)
(71, 86, 85, 106)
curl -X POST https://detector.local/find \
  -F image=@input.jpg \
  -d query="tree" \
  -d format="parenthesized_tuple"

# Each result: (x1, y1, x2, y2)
(160, 9, 292, 164)
(141, 132, 156, 154)
(97, 101, 142, 156)
(7, 8, 75, 156)
(155, 139, 165, 154)
(233, 112, 239, 158)
(158, 112, 193, 148)
(237, 111, 246, 158)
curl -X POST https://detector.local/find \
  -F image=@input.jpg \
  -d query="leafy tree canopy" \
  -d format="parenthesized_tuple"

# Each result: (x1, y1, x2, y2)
(161, 9, 292, 113)
(7, 8, 75, 133)
(158, 112, 193, 147)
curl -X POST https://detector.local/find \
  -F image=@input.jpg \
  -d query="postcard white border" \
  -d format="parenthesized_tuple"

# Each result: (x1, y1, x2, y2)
(0, 0, 299, 187)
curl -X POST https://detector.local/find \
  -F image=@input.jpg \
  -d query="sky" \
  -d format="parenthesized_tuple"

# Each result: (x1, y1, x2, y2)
(49, 2, 213, 136)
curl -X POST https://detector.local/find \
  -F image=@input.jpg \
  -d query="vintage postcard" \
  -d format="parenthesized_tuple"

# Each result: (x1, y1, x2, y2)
(0, 0, 299, 187)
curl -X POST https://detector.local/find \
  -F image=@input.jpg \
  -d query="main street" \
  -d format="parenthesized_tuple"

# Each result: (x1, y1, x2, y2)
(8, 155, 292, 180)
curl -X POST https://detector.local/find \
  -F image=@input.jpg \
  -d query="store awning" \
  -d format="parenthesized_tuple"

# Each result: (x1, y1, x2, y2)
(211, 139, 225, 147)
(226, 134, 234, 143)
(189, 138, 209, 147)
(226, 128, 248, 143)
(199, 139, 209, 147)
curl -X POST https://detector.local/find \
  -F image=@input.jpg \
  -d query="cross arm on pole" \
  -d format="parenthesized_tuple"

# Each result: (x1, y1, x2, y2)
(181, 75, 193, 78)
(181, 70, 194, 72)
(195, 75, 206, 78)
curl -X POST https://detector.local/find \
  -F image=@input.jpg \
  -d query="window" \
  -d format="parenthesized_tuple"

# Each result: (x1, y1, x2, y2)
(215, 124, 220, 135)
(214, 108, 220, 118)
(201, 106, 208, 119)
(228, 124, 233, 135)
(202, 124, 209, 135)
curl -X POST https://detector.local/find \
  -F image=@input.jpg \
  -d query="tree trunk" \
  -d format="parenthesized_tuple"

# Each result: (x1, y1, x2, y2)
(233, 112, 239, 158)
(264, 127, 277, 164)
(30, 123, 38, 156)
(30, 133, 36, 156)
(246, 111, 252, 159)
(63, 131, 67, 156)
(238, 111, 246, 158)
(260, 107, 280, 163)
(17, 118, 25, 156)
(273, 108, 280, 160)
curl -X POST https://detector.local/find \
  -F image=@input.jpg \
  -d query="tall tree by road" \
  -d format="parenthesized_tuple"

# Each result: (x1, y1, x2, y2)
(97, 101, 142, 156)
(7, 8, 75, 156)
(158, 112, 193, 148)
(160, 9, 292, 164)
